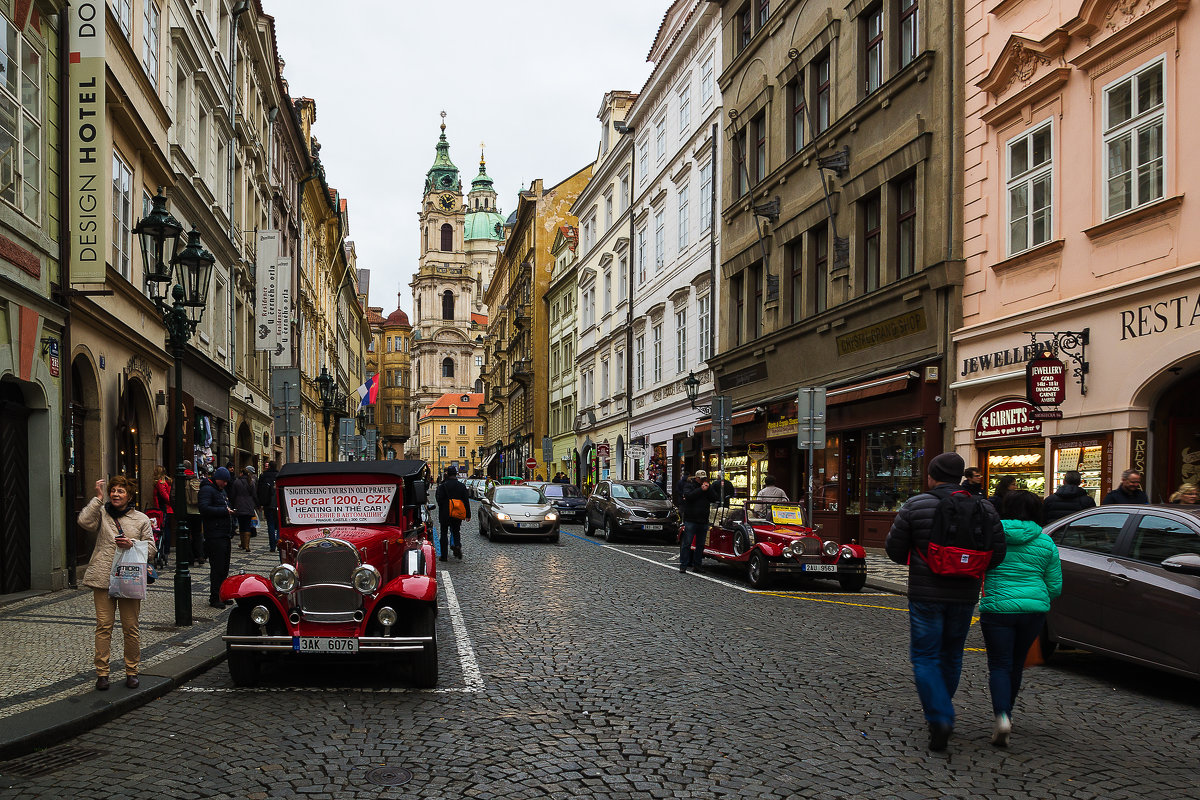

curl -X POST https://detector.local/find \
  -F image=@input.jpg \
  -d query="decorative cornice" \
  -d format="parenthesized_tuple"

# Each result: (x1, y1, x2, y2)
(978, 31, 1071, 97)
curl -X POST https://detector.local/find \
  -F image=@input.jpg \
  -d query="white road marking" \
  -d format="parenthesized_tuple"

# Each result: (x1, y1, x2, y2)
(597, 544, 752, 592)
(180, 686, 480, 694)
(440, 571, 485, 691)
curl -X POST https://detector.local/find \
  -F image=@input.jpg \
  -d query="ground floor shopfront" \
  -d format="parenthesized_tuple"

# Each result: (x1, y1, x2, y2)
(630, 399, 696, 495)
(952, 265, 1200, 503)
(576, 417, 627, 490)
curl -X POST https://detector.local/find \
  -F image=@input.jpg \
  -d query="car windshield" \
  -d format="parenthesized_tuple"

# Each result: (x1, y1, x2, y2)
(542, 485, 583, 498)
(612, 483, 669, 500)
(495, 487, 543, 504)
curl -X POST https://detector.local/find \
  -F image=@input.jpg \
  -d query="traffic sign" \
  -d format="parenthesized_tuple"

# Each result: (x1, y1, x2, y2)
(525, 457, 538, 470)
(713, 395, 732, 447)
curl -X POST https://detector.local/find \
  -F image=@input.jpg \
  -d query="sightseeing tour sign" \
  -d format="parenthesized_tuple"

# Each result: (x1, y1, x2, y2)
(281, 484, 397, 525)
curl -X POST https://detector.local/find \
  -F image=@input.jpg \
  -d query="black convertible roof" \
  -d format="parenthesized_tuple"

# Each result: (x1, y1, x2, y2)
(278, 460, 428, 479)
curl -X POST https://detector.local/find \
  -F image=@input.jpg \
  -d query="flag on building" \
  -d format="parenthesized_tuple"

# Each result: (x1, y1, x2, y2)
(355, 374, 379, 409)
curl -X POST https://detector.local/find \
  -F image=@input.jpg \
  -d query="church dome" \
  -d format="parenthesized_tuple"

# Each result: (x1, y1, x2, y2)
(423, 118, 461, 195)
(385, 308, 410, 327)
(465, 209, 506, 241)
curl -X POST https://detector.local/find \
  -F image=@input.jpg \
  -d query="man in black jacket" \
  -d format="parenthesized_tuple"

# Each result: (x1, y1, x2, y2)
(1043, 470, 1096, 523)
(435, 467, 471, 561)
(257, 461, 280, 552)
(885, 452, 1006, 752)
(199, 467, 235, 608)
(1101, 469, 1149, 505)
(678, 470, 719, 573)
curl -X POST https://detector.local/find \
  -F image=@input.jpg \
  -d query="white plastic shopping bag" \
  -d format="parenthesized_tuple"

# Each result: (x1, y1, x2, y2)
(109, 539, 149, 600)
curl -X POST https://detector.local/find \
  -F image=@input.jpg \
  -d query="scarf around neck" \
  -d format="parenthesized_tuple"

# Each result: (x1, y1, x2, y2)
(105, 501, 131, 519)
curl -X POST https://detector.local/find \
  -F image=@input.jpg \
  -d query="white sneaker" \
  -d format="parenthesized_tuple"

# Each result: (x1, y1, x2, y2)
(991, 713, 1012, 747)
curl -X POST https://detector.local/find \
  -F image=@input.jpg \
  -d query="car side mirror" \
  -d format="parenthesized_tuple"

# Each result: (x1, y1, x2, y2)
(1161, 553, 1200, 576)
(411, 480, 428, 507)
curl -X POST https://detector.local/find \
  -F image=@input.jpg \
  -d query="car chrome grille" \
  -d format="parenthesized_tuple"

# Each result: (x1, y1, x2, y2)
(296, 539, 361, 621)
(796, 537, 822, 556)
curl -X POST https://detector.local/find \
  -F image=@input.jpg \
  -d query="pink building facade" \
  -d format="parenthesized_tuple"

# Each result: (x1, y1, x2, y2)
(955, 0, 1200, 502)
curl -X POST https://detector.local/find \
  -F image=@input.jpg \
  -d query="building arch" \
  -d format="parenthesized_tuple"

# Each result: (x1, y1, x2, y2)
(442, 357, 455, 378)
(237, 421, 253, 469)
(71, 354, 102, 565)
(442, 290, 454, 320)
(116, 377, 156, 506)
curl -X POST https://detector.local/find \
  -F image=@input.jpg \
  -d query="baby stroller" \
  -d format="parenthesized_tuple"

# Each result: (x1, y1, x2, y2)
(146, 508, 168, 569)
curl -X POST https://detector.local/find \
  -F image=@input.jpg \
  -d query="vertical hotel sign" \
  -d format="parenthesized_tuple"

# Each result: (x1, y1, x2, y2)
(69, 2, 107, 284)
(272, 257, 292, 366)
(255, 230, 280, 352)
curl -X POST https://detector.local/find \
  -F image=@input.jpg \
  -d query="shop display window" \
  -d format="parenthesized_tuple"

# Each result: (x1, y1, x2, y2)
(707, 451, 767, 498)
(1051, 438, 1109, 505)
(813, 434, 841, 511)
(863, 426, 925, 512)
(986, 445, 1046, 496)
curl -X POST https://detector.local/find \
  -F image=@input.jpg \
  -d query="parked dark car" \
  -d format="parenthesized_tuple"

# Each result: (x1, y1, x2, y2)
(584, 480, 681, 543)
(524, 481, 587, 524)
(1043, 504, 1200, 679)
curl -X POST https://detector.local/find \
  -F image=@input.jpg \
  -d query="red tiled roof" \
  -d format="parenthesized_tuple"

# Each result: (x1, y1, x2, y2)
(366, 307, 386, 325)
(470, 312, 488, 326)
(420, 392, 485, 419)
(385, 308, 411, 326)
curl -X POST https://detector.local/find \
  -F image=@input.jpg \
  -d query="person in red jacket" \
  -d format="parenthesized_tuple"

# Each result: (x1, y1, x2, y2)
(151, 465, 173, 565)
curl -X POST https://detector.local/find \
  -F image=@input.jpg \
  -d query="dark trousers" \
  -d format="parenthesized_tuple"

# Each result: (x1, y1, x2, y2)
(158, 512, 173, 563)
(206, 537, 232, 603)
(980, 612, 1046, 716)
(908, 600, 976, 726)
(188, 514, 205, 563)
(264, 508, 279, 551)
(439, 515, 462, 556)
(681, 520, 707, 567)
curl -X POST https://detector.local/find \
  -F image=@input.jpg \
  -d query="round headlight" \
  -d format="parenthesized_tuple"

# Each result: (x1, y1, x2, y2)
(250, 605, 270, 626)
(352, 565, 381, 594)
(545, 512, 558, 521)
(786, 543, 801, 558)
(822, 540, 840, 557)
(377, 606, 397, 627)
(270, 563, 297, 593)
(495, 511, 511, 521)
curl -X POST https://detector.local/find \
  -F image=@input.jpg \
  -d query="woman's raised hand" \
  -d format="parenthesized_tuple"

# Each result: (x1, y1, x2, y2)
(95, 479, 106, 500)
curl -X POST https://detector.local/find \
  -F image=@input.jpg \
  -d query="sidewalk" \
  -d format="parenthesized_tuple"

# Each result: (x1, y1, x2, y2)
(0, 545, 279, 760)
(863, 547, 909, 594)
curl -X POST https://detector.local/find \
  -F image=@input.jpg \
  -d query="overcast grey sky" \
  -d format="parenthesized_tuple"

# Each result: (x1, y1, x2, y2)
(271, 1, 669, 317)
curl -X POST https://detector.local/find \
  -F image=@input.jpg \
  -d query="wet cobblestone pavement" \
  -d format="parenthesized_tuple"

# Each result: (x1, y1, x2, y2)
(1, 519, 1196, 799)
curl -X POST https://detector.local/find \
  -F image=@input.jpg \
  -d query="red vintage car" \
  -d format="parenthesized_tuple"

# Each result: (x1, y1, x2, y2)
(219, 460, 438, 687)
(703, 501, 868, 591)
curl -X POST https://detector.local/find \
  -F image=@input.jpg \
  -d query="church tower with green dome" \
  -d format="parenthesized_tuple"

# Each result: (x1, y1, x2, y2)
(411, 114, 485, 432)
(465, 146, 505, 328)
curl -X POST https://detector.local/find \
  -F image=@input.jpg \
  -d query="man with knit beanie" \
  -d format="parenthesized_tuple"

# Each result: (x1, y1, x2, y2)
(886, 451, 1006, 752)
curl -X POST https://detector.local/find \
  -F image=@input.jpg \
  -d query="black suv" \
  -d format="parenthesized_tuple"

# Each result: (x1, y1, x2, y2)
(524, 481, 587, 524)
(584, 480, 681, 543)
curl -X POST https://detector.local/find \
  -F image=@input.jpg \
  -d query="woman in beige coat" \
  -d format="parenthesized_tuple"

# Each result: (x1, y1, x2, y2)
(77, 475, 156, 690)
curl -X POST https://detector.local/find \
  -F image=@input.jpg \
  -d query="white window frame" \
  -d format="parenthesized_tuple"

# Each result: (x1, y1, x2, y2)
(698, 293, 712, 362)
(655, 116, 666, 161)
(142, 1, 161, 88)
(440, 425, 447, 435)
(652, 324, 663, 382)
(1005, 119, 1054, 256)
(675, 309, 687, 373)
(459, 425, 466, 436)
(615, 349, 624, 394)
(635, 335, 645, 390)
(699, 161, 712, 230)
(678, 184, 690, 249)
(678, 84, 691, 133)
(638, 141, 649, 185)
(618, 256, 627, 300)
(1102, 57, 1166, 220)
(603, 270, 611, 314)
(654, 210, 665, 271)
(111, 151, 134, 278)
(601, 358, 609, 398)
(116, 0, 132, 38)
(701, 56, 715, 103)
(636, 228, 647, 285)
(0, 20, 41, 220)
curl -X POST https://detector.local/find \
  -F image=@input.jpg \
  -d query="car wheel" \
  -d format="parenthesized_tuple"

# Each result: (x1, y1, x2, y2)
(747, 551, 771, 589)
(732, 526, 754, 557)
(584, 515, 595, 536)
(838, 573, 867, 592)
(226, 606, 260, 688)
(603, 518, 618, 543)
(548, 532, 560, 543)
(408, 604, 438, 688)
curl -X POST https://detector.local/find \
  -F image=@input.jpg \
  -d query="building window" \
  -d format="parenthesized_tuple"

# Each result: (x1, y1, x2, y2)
(812, 224, 828, 313)
(655, 117, 666, 161)
(814, 53, 831, 134)
(440, 223, 453, 251)
(459, 425, 466, 436)
(678, 184, 690, 249)
(116, 0, 132, 38)
(604, 271, 612, 314)
(699, 161, 713, 230)
(752, 113, 767, 184)
(582, 216, 594, 251)
(789, 240, 803, 323)
(737, 3, 753, 52)
(439, 445, 447, 458)
(620, 176, 630, 210)
(0, 19, 41, 220)
(789, 79, 806, 155)
(759, 0, 771, 27)
(442, 290, 454, 320)
(750, 262, 763, 339)
(652, 324, 663, 382)
(637, 229, 647, 285)
(635, 335, 645, 390)
(111, 151, 134, 279)
(638, 141, 649, 185)
(475, 355, 483, 367)
(864, 5, 883, 95)
(478, 425, 485, 435)
(698, 294, 712, 361)
(731, 273, 745, 346)
(675, 309, 687, 373)
(679, 85, 691, 132)
(441, 357, 455, 378)
(896, 175, 917, 277)
(440, 425, 447, 435)
(734, 128, 749, 197)
(604, 194, 612, 228)
(701, 56, 715, 103)
(142, 1, 160, 87)
(863, 193, 881, 292)
(459, 446, 466, 458)
(1007, 121, 1052, 255)
(615, 350, 624, 393)
(619, 256, 627, 300)
(654, 210, 665, 270)
(601, 358, 609, 398)
(900, 0, 919, 67)
(1103, 60, 1164, 219)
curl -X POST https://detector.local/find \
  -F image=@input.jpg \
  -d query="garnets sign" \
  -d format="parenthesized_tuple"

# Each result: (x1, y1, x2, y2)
(1027, 354, 1067, 407)
(975, 400, 1042, 442)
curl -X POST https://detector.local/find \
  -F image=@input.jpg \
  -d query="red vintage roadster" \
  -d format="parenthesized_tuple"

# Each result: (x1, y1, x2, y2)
(703, 501, 868, 591)
(219, 460, 439, 687)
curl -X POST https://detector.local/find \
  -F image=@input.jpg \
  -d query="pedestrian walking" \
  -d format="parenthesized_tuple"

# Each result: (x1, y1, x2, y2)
(989, 475, 1017, 514)
(961, 466, 985, 496)
(979, 489, 1062, 747)
(257, 460, 280, 552)
(1101, 469, 1149, 505)
(228, 466, 258, 550)
(435, 466, 470, 560)
(1169, 482, 1198, 504)
(187, 467, 206, 565)
(1042, 470, 1096, 524)
(678, 469, 719, 573)
(200, 467, 235, 608)
(77, 476, 157, 690)
(885, 452, 1006, 752)
(151, 465, 173, 565)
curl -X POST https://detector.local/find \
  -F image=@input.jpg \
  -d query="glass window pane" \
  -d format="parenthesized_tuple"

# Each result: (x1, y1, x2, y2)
(1137, 64, 1163, 113)
(21, 45, 39, 116)
(1031, 127, 1051, 168)
(863, 427, 924, 512)
(1106, 135, 1132, 215)
(1130, 515, 1200, 563)
(1008, 138, 1028, 178)
(1, 22, 17, 96)
(1032, 175, 1050, 245)
(1054, 513, 1128, 553)
(1137, 120, 1163, 204)
(1107, 80, 1132, 129)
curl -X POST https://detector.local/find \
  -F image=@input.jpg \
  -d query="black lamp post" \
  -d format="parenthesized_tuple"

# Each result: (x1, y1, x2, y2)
(470, 448, 476, 477)
(317, 366, 336, 462)
(683, 370, 711, 415)
(136, 190, 214, 627)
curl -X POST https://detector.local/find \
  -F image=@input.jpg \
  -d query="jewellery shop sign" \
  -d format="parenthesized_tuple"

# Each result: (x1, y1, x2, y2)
(1026, 352, 1066, 420)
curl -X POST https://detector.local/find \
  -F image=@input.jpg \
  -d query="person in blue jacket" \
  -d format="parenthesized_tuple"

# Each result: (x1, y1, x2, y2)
(979, 489, 1062, 747)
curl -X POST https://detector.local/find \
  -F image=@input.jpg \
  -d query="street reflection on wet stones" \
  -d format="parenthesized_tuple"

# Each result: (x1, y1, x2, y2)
(2, 517, 1197, 800)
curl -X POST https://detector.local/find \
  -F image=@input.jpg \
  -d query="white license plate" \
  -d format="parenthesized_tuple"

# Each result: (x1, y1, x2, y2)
(641, 524, 661, 530)
(295, 636, 359, 654)
(802, 564, 837, 573)
(518, 522, 541, 528)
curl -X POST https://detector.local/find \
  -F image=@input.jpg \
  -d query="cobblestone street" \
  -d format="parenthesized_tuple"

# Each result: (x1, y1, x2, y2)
(0, 519, 1196, 799)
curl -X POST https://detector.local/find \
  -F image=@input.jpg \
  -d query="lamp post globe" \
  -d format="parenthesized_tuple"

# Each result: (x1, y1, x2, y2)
(317, 366, 335, 461)
(684, 370, 700, 408)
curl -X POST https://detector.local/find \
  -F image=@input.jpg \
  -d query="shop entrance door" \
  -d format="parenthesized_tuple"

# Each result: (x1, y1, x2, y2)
(0, 382, 31, 594)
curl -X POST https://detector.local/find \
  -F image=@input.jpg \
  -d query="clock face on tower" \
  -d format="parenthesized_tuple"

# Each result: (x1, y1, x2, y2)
(439, 193, 456, 211)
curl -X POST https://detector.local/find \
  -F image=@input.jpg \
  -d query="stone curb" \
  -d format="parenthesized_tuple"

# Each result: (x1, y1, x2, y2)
(865, 576, 908, 596)
(0, 634, 227, 762)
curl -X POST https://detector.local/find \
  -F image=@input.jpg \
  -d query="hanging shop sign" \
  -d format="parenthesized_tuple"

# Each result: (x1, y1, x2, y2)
(975, 399, 1042, 442)
(765, 402, 798, 440)
(1027, 353, 1066, 406)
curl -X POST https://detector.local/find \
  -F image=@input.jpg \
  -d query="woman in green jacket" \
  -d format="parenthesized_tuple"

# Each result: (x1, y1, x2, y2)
(980, 489, 1062, 747)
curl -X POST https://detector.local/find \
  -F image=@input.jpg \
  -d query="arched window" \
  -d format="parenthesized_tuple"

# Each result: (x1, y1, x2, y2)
(442, 290, 454, 320)
(474, 378, 483, 393)
(440, 223, 453, 251)
(442, 357, 455, 378)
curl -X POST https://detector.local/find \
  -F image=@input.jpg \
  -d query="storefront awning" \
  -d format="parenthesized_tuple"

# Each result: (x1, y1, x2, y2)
(478, 452, 497, 471)
(827, 370, 918, 405)
(693, 409, 758, 434)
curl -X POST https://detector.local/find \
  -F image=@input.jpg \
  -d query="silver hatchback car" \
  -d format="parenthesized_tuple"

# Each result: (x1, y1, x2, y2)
(1043, 504, 1200, 679)
(477, 484, 560, 543)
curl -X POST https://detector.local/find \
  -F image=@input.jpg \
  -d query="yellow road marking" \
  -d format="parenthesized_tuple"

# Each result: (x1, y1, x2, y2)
(752, 590, 907, 611)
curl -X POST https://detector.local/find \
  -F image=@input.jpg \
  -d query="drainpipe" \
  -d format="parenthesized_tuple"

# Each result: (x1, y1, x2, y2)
(57, 11, 75, 588)
(708, 122, 717, 366)
(227, 1, 252, 377)
(614, 121, 635, 479)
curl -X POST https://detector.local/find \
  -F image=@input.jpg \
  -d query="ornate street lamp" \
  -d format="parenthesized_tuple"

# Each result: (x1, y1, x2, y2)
(683, 370, 711, 415)
(317, 366, 336, 461)
(136, 197, 214, 627)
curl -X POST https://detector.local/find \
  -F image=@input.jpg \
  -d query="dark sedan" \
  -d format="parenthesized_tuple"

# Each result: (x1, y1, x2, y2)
(1043, 504, 1200, 679)
(584, 480, 681, 543)
(524, 481, 587, 524)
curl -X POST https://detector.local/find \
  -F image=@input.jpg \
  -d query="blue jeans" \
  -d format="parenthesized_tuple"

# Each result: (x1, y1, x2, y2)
(908, 600, 977, 727)
(980, 612, 1045, 716)
(264, 508, 279, 552)
(680, 520, 707, 567)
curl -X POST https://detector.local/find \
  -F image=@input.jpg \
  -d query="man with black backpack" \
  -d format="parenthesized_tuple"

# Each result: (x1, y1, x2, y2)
(886, 451, 1006, 753)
